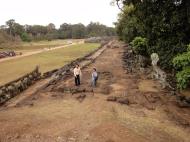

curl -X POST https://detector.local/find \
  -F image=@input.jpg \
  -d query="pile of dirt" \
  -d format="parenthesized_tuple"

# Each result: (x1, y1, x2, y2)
(107, 96, 129, 105)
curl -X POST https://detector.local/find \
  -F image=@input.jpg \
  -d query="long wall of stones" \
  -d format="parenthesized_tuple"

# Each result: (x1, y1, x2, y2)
(0, 67, 41, 105)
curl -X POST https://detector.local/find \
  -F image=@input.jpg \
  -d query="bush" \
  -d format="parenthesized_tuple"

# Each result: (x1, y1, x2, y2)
(130, 37, 148, 56)
(173, 52, 190, 70)
(187, 44, 190, 52)
(20, 32, 31, 42)
(176, 67, 190, 90)
(173, 45, 190, 90)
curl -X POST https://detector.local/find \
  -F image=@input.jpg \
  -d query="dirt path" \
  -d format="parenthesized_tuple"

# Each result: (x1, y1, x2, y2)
(0, 41, 84, 63)
(0, 43, 189, 142)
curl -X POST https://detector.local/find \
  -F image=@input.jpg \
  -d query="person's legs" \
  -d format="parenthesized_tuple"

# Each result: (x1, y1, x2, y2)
(94, 79, 97, 86)
(77, 75, 80, 85)
(75, 76, 78, 86)
(94, 77, 98, 87)
(92, 78, 95, 87)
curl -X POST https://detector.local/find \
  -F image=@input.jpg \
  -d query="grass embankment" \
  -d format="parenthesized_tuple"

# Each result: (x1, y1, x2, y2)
(0, 43, 100, 85)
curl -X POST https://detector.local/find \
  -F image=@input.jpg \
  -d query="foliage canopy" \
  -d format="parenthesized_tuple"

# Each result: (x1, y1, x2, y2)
(116, 0, 190, 69)
(0, 21, 116, 43)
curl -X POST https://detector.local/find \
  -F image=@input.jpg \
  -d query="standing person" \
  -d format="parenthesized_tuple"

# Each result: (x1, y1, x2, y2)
(74, 64, 82, 86)
(92, 68, 98, 87)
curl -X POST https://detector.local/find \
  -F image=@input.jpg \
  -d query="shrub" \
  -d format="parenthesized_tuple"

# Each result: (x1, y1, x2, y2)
(130, 37, 148, 56)
(176, 67, 190, 90)
(173, 52, 190, 70)
(187, 44, 190, 52)
(173, 45, 190, 90)
(20, 32, 31, 42)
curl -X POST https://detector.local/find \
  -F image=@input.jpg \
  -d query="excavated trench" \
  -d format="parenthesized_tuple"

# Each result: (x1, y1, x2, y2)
(0, 41, 190, 142)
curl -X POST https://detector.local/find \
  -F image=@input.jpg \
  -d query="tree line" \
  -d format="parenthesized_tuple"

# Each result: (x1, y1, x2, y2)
(115, 0, 190, 89)
(0, 19, 116, 42)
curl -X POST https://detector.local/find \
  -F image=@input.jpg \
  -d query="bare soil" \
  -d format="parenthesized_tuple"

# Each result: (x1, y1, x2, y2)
(0, 43, 190, 142)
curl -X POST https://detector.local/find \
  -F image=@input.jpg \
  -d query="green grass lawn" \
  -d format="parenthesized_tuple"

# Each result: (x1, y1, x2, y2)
(0, 43, 100, 85)
(0, 39, 81, 52)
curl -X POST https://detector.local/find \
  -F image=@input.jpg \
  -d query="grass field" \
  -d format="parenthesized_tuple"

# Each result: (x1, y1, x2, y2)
(0, 39, 81, 52)
(0, 43, 100, 85)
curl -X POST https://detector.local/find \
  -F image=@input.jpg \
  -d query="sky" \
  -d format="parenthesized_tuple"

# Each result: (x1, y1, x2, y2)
(0, 0, 120, 28)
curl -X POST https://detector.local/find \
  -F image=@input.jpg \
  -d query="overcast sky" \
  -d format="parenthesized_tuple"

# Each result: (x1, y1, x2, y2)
(0, 0, 120, 28)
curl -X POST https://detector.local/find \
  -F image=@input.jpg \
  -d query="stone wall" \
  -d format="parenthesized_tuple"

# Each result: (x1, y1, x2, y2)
(0, 66, 41, 105)
(84, 36, 115, 44)
(122, 47, 150, 74)
(0, 51, 16, 59)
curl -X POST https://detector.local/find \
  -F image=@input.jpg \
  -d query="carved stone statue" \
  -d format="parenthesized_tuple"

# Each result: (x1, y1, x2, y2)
(151, 53, 159, 66)
(151, 53, 166, 88)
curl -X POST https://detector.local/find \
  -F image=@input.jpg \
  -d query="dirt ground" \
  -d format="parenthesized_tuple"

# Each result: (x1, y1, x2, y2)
(0, 43, 190, 142)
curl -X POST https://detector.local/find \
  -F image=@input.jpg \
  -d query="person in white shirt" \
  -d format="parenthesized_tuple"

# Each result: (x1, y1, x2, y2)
(73, 64, 82, 86)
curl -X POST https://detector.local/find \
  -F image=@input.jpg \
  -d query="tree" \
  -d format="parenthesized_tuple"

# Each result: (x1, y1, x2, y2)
(28, 25, 48, 40)
(86, 22, 114, 37)
(116, 4, 143, 42)
(1, 20, 116, 41)
(47, 23, 56, 33)
(0, 25, 7, 30)
(105, 27, 116, 36)
(71, 23, 86, 39)
(46, 23, 57, 41)
(59, 23, 72, 39)
(14, 23, 24, 36)
(5, 19, 25, 41)
(116, 0, 190, 69)
(6, 19, 16, 36)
